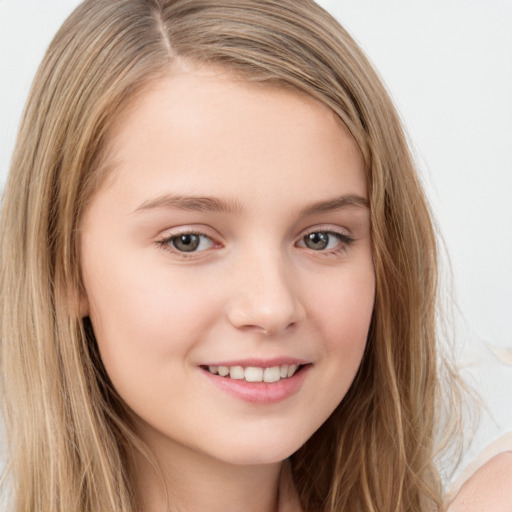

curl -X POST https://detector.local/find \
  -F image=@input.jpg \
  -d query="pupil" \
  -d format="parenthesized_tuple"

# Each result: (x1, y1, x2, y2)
(173, 234, 200, 252)
(305, 232, 328, 250)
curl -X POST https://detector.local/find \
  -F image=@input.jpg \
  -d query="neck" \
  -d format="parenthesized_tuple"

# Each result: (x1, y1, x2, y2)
(132, 434, 300, 512)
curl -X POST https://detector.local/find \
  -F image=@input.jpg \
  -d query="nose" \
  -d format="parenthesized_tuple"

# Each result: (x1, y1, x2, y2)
(226, 250, 306, 336)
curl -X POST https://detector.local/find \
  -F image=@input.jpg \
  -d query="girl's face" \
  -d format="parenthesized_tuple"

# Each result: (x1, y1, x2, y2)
(80, 66, 375, 467)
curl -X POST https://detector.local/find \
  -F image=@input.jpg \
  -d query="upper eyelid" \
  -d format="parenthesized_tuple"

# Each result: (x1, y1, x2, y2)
(156, 232, 218, 259)
(296, 231, 352, 245)
(299, 225, 352, 238)
(157, 225, 219, 240)
(155, 224, 353, 246)
(295, 227, 354, 251)
(155, 226, 221, 254)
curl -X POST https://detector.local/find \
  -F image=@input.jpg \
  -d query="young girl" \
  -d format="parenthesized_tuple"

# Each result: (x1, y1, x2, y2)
(0, 0, 469, 510)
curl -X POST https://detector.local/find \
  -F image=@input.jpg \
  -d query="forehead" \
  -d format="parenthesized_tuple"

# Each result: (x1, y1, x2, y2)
(97, 65, 367, 211)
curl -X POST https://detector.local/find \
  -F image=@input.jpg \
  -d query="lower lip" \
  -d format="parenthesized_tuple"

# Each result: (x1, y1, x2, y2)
(200, 366, 310, 404)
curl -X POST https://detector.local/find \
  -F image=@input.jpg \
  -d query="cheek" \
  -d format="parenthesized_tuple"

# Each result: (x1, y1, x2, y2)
(83, 259, 221, 381)
(308, 264, 375, 389)
(314, 266, 375, 348)
(280, 264, 375, 442)
(83, 267, 226, 423)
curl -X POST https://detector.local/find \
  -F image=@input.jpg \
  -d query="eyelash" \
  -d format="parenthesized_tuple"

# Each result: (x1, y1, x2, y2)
(156, 230, 217, 257)
(155, 228, 354, 257)
(297, 230, 354, 254)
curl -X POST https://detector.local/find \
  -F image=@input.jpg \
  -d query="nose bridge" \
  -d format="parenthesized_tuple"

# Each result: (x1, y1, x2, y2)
(227, 242, 304, 335)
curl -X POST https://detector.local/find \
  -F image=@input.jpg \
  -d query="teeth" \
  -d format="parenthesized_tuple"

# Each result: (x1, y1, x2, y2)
(287, 364, 298, 378)
(229, 366, 245, 380)
(206, 363, 302, 382)
(263, 366, 281, 383)
(245, 367, 264, 382)
(218, 366, 229, 377)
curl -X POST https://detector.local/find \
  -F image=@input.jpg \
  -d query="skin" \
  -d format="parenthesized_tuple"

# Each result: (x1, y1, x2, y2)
(447, 452, 512, 512)
(80, 64, 375, 512)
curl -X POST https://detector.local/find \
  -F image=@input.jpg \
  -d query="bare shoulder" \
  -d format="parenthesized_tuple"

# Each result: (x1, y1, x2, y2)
(447, 451, 512, 512)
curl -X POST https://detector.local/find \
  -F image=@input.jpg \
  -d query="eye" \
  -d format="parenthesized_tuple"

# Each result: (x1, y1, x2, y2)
(163, 233, 215, 253)
(298, 231, 351, 251)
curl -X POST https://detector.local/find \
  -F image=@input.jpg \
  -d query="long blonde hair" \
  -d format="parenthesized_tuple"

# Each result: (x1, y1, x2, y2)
(1, 1, 461, 510)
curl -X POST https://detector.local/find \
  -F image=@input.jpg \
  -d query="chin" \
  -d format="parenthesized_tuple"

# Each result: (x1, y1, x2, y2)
(209, 432, 307, 466)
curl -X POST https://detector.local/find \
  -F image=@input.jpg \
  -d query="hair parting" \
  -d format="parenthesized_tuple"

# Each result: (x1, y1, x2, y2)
(0, 1, 465, 510)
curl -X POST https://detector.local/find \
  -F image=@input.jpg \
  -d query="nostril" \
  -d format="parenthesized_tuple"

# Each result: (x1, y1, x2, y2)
(224, 263, 306, 336)
(226, 299, 305, 336)
(237, 320, 298, 337)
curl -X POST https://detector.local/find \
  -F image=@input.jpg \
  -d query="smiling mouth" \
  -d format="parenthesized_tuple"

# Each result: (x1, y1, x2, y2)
(201, 364, 307, 383)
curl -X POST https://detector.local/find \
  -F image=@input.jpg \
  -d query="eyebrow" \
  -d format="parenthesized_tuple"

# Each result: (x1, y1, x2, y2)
(299, 194, 369, 215)
(133, 193, 369, 216)
(133, 194, 244, 215)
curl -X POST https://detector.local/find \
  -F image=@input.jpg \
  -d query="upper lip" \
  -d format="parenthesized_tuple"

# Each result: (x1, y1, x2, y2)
(199, 357, 310, 368)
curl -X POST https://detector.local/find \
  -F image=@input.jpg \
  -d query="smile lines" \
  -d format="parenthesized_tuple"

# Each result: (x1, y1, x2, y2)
(205, 364, 302, 383)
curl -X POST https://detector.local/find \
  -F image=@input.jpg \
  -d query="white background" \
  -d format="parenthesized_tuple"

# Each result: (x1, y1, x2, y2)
(1, 0, 511, 475)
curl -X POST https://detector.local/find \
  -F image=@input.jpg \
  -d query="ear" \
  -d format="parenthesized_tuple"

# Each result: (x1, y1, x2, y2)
(71, 277, 90, 318)
(79, 290, 90, 318)
(60, 279, 90, 319)
(77, 284, 91, 318)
